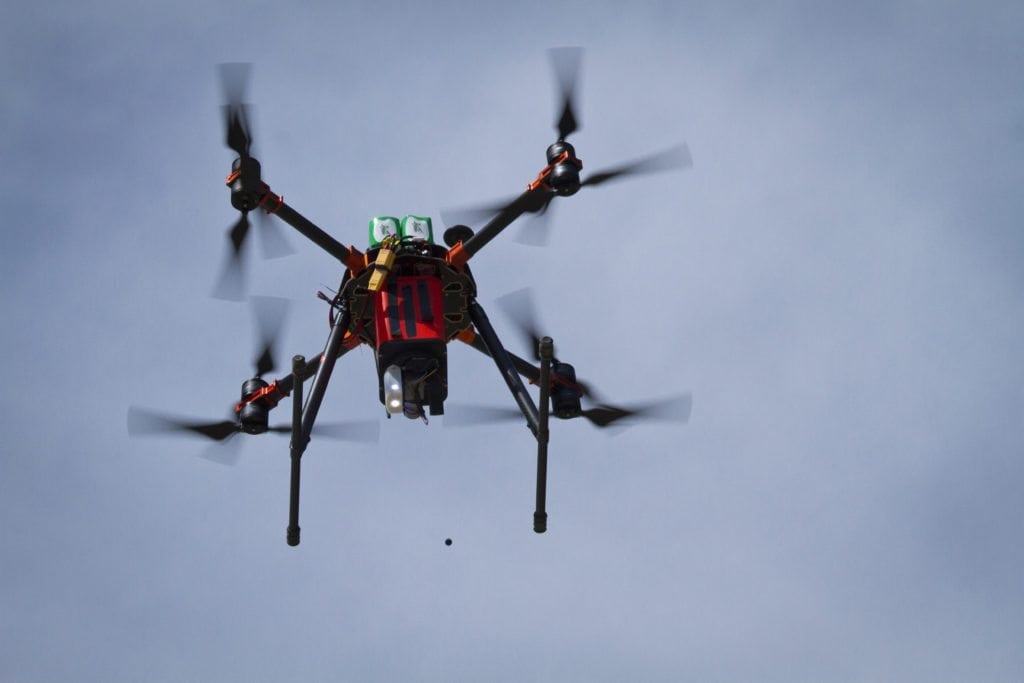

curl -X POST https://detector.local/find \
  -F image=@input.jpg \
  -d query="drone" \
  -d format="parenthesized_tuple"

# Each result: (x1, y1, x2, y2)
(128, 49, 693, 546)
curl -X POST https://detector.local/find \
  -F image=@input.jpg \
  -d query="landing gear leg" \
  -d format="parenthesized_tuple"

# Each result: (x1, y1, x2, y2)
(286, 300, 352, 546)
(467, 298, 553, 534)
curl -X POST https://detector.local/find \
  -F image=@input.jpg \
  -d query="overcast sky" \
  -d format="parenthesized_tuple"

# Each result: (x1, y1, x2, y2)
(2, 2, 1023, 681)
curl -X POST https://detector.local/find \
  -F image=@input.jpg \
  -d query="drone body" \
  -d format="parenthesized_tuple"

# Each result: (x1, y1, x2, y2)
(351, 219, 469, 422)
(129, 49, 692, 546)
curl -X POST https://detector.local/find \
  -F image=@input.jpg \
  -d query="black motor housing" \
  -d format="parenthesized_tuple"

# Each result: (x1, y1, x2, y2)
(239, 378, 270, 434)
(551, 362, 582, 418)
(229, 156, 263, 211)
(443, 224, 474, 247)
(545, 141, 581, 196)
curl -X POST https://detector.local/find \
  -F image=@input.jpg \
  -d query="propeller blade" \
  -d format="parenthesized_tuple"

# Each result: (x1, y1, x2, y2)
(251, 295, 289, 377)
(440, 202, 505, 230)
(549, 47, 583, 140)
(443, 394, 692, 430)
(442, 405, 525, 427)
(442, 189, 552, 229)
(494, 287, 547, 361)
(212, 253, 245, 302)
(212, 210, 294, 300)
(212, 212, 249, 301)
(579, 393, 693, 428)
(554, 373, 596, 402)
(267, 419, 381, 444)
(128, 407, 383, 467)
(199, 433, 244, 466)
(219, 62, 250, 110)
(256, 210, 294, 259)
(496, 288, 643, 404)
(223, 105, 252, 159)
(513, 202, 555, 247)
(581, 144, 693, 188)
(228, 210, 251, 254)
(127, 406, 240, 441)
(219, 62, 253, 158)
(311, 419, 381, 443)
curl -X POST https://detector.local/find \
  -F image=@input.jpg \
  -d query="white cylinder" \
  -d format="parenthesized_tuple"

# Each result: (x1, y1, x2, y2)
(383, 364, 404, 415)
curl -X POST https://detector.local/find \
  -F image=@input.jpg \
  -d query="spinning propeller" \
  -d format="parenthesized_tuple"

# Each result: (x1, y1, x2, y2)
(126, 407, 380, 466)
(250, 295, 288, 379)
(448, 288, 693, 429)
(443, 396, 693, 431)
(442, 47, 692, 247)
(551, 46, 582, 142)
(212, 63, 293, 301)
(127, 296, 379, 462)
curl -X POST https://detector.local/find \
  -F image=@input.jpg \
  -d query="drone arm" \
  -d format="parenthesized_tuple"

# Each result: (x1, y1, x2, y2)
(457, 329, 541, 385)
(256, 188, 363, 269)
(227, 156, 361, 268)
(457, 189, 548, 263)
(271, 199, 354, 264)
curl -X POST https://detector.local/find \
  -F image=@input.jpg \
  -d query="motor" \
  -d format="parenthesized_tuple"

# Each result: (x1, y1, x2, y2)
(551, 362, 582, 418)
(238, 378, 270, 434)
(545, 141, 582, 196)
(228, 156, 264, 211)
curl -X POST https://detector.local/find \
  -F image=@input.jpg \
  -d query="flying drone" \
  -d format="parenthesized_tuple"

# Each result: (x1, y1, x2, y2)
(129, 49, 693, 546)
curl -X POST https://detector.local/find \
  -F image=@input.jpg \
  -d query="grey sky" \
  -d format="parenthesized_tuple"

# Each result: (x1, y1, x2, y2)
(2, 1, 1023, 681)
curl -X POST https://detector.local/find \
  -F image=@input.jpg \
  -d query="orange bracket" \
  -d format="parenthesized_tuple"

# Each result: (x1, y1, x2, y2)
(526, 151, 583, 191)
(447, 241, 469, 270)
(257, 185, 284, 214)
(235, 380, 285, 413)
(342, 329, 362, 350)
(345, 247, 367, 275)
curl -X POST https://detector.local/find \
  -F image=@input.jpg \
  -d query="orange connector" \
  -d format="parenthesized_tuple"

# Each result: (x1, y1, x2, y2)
(447, 241, 469, 270)
(257, 186, 283, 214)
(345, 247, 366, 275)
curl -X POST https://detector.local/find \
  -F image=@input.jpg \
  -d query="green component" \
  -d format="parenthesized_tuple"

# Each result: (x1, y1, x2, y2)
(369, 216, 400, 248)
(399, 215, 433, 243)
